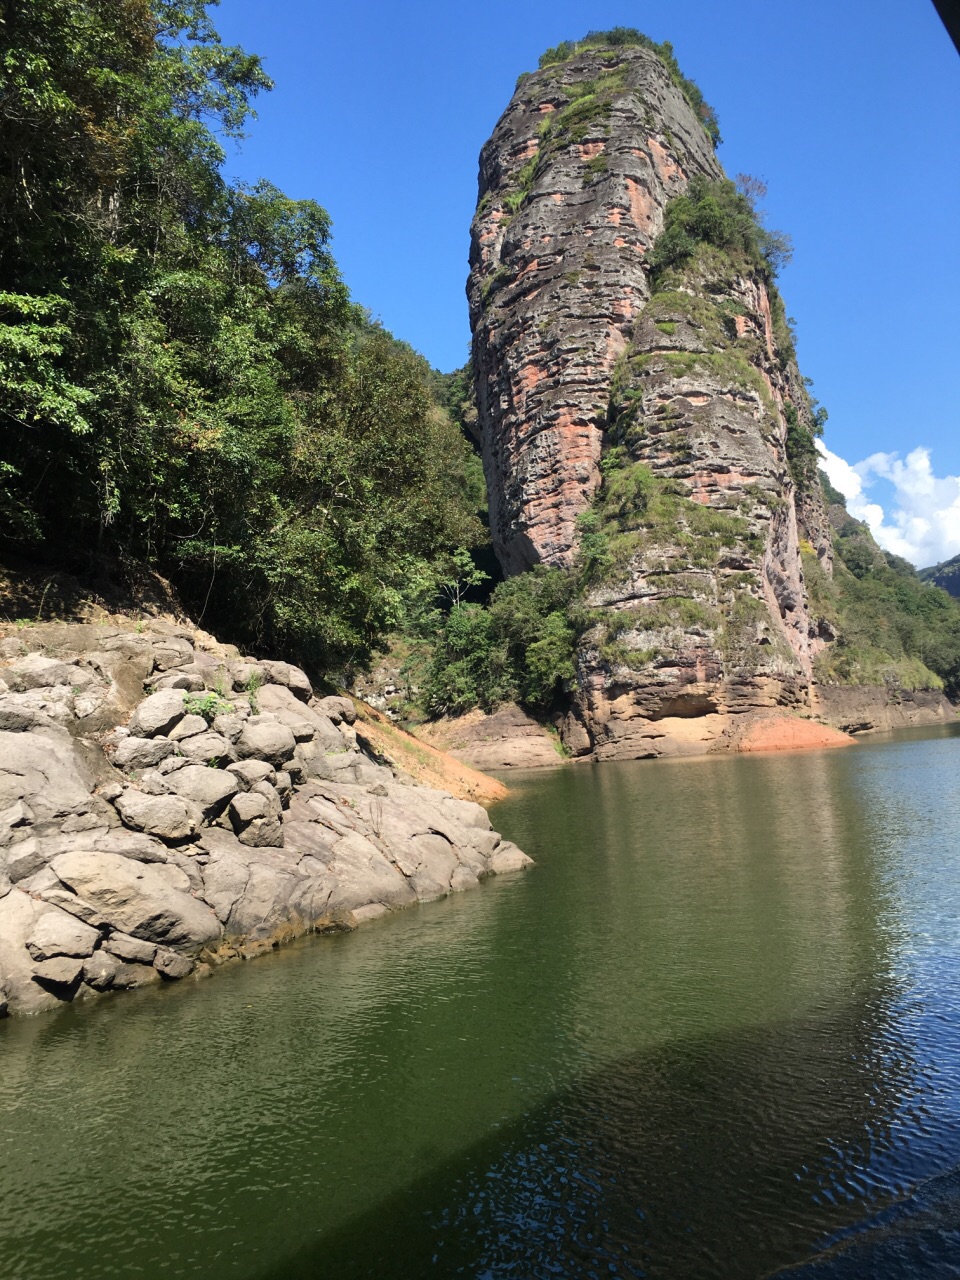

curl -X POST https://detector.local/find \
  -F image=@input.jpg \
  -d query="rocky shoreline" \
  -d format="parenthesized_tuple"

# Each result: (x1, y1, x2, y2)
(0, 620, 530, 1017)
(413, 693, 954, 770)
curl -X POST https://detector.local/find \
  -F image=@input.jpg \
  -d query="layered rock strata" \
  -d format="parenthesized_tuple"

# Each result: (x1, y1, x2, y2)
(469, 44, 841, 759)
(0, 621, 529, 1017)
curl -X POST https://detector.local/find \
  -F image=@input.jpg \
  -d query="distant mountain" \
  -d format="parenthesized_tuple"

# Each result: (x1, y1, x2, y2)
(920, 554, 960, 598)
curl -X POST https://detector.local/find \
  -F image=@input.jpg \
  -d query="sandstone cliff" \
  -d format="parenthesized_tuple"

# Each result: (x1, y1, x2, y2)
(467, 37, 915, 759)
(0, 619, 529, 1017)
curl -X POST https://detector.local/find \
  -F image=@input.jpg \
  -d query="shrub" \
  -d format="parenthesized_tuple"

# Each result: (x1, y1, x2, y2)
(647, 176, 793, 283)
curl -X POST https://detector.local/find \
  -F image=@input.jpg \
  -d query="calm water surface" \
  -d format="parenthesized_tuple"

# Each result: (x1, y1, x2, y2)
(4, 726, 960, 1278)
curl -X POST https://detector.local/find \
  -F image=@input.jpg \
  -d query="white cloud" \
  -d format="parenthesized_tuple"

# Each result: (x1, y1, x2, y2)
(816, 440, 960, 569)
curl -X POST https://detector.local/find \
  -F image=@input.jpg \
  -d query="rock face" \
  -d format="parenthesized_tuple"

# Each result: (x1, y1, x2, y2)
(468, 42, 842, 759)
(0, 620, 531, 1016)
(416, 704, 565, 770)
(469, 45, 722, 574)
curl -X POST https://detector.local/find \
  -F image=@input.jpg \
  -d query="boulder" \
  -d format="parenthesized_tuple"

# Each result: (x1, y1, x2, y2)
(0, 728, 97, 824)
(7, 653, 92, 691)
(490, 841, 533, 873)
(154, 948, 194, 979)
(127, 689, 186, 738)
(228, 790, 283, 848)
(113, 735, 175, 772)
(258, 661, 312, 702)
(0, 697, 58, 732)
(0, 799, 34, 844)
(26, 909, 100, 960)
(151, 670, 205, 693)
(50, 850, 222, 949)
(211, 711, 248, 742)
(4, 838, 47, 884)
(114, 791, 200, 841)
(226, 759, 276, 789)
(312, 695, 357, 725)
(82, 949, 121, 991)
(32, 955, 84, 988)
(235, 719, 296, 768)
(112, 962, 161, 989)
(166, 766, 238, 819)
(103, 931, 157, 964)
(167, 713, 209, 742)
(176, 731, 234, 764)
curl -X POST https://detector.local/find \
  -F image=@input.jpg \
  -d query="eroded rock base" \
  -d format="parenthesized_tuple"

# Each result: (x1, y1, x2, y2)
(0, 621, 530, 1017)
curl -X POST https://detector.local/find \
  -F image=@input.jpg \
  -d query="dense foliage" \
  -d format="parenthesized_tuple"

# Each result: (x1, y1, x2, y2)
(805, 508, 960, 698)
(0, 1, 482, 671)
(647, 175, 792, 282)
(536, 28, 721, 147)
(412, 565, 578, 718)
(918, 552, 960, 600)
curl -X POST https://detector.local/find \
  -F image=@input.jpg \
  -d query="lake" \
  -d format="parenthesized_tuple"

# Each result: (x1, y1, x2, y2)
(3, 725, 960, 1278)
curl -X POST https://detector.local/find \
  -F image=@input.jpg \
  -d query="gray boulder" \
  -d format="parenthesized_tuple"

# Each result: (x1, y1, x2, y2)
(50, 850, 222, 949)
(26, 909, 99, 960)
(4, 838, 48, 884)
(166, 766, 238, 819)
(312, 695, 357, 725)
(103, 931, 157, 964)
(0, 696, 58, 732)
(167, 713, 209, 742)
(176, 731, 234, 764)
(235, 719, 296, 768)
(226, 759, 276, 789)
(114, 791, 200, 841)
(228, 789, 283, 847)
(82, 949, 121, 991)
(0, 728, 97, 824)
(113, 735, 175, 772)
(8, 653, 94, 691)
(154, 948, 194, 979)
(32, 955, 84, 988)
(128, 689, 186, 738)
(112, 962, 161, 989)
(258, 661, 312, 702)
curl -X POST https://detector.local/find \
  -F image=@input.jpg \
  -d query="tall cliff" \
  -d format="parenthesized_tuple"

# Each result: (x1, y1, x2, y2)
(468, 36, 839, 758)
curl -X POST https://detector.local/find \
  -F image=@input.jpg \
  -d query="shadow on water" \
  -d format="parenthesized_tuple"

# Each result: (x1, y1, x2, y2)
(260, 992, 915, 1280)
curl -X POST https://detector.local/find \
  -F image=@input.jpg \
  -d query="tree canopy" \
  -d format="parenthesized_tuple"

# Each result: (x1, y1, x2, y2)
(0, 1, 483, 671)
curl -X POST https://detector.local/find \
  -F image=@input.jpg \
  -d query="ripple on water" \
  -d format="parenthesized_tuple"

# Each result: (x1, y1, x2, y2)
(3, 726, 960, 1278)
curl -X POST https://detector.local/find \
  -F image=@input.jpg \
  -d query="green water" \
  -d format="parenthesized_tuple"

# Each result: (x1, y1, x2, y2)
(4, 726, 960, 1278)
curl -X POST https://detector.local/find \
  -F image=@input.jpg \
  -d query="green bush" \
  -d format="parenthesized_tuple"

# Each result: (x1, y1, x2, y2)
(804, 529, 960, 698)
(420, 567, 578, 716)
(646, 176, 792, 283)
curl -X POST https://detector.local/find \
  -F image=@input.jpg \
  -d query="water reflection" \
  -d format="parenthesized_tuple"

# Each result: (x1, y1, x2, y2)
(2, 729, 960, 1278)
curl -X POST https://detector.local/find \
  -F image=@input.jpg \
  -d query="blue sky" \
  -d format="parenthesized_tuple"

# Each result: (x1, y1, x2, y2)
(213, 0, 959, 566)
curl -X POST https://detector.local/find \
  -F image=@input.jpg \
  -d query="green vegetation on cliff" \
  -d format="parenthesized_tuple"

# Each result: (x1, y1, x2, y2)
(919, 553, 960, 600)
(647, 175, 792, 282)
(805, 506, 960, 697)
(0, 1, 483, 673)
(535, 29, 721, 147)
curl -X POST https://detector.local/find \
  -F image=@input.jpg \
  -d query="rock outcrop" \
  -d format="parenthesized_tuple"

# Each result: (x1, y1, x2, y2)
(416, 704, 565, 770)
(0, 620, 530, 1016)
(467, 40, 903, 760)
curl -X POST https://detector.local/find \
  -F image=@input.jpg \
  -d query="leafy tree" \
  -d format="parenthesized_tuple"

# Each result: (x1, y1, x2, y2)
(0, 2, 483, 672)
(420, 568, 578, 717)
